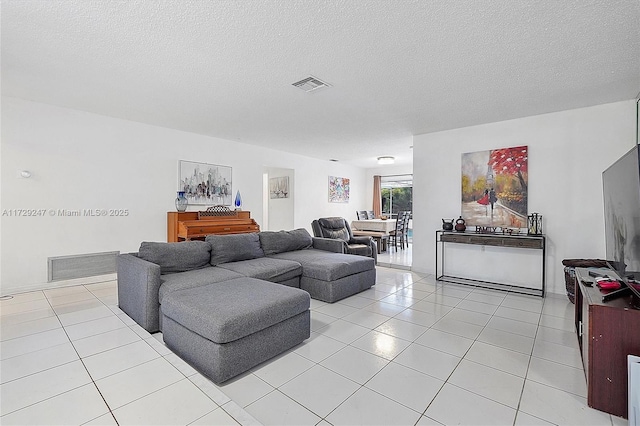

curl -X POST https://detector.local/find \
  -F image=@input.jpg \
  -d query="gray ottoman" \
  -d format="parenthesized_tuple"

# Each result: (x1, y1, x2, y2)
(161, 277, 310, 384)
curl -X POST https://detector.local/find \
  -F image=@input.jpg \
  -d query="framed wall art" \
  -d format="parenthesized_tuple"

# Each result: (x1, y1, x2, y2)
(328, 176, 350, 203)
(269, 176, 290, 199)
(178, 160, 232, 206)
(461, 145, 528, 228)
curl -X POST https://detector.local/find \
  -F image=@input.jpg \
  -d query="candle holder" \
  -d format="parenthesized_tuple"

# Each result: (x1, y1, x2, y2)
(528, 213, 543, 235)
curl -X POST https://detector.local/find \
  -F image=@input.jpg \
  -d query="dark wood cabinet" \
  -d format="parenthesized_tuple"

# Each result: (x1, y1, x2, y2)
(574, 267, 640, 418)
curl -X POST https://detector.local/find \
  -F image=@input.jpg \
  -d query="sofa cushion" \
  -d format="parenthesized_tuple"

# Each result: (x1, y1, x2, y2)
(158, 267, 244, 304)
(161, 277, 310, 343)
(259, 229, 313, 255)
(206, 233, 264, 266)
(138, 241, 211, 274)
(317, 218, 350, 241)
(217, 258, 302, 283)
(270, 249, 375, 281)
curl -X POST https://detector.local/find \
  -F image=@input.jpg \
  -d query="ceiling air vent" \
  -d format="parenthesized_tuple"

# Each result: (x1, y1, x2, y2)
(292, 76, 330, 92)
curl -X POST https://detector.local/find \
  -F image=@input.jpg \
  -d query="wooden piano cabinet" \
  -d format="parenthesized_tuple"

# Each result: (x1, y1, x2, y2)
(167, 211, 260, 242)
(168, 212, 197, 242)
(574, 267, 640, 419)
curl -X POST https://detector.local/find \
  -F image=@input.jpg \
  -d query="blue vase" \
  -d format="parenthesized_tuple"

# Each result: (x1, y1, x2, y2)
(175, 191, 188, 212)
(234, 190, 242, 210)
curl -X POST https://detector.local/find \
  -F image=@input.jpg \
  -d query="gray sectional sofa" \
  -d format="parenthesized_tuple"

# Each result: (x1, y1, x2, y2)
(117, 228, 376, 383)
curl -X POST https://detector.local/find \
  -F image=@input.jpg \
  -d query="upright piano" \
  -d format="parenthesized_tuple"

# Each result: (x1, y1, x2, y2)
(167, 210, 260, 242)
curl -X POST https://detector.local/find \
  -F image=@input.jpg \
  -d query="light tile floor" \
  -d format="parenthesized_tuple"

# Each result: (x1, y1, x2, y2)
(377, 243, 412, 270)
(0, 268, 629, 425)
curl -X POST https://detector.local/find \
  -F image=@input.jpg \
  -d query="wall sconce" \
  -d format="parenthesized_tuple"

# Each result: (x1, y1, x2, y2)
(377, 156, 395, 165)
(528, 213, 543, 235)
(19, 170, 32, 178)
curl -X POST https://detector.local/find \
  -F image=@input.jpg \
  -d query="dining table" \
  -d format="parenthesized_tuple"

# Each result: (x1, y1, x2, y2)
(351, 218, 397, 233)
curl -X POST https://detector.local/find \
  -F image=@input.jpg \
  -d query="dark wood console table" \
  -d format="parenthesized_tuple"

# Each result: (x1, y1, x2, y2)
(574, 267, 640, 418)
(435, 230, 546, 297)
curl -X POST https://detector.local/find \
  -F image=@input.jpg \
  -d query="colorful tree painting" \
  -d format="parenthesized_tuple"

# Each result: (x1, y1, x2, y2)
(461, 146, 528, 228)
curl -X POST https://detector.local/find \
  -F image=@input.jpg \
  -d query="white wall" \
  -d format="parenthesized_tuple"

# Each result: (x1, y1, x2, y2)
(412, 100, 637, 295)
(1, 97, 366, 294)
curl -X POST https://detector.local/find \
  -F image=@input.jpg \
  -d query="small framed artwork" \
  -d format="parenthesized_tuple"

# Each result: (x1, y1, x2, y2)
(328, 176, 350, 203)
(178, 160, 232, 206)
(270, 176, 290, 199)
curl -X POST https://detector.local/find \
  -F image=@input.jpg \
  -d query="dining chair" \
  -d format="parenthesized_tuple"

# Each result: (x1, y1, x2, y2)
(402, 211, 411, 248)
(388, 213, 406, 251)
(356, 211, 367, 220)
(365, 210, 375, 219)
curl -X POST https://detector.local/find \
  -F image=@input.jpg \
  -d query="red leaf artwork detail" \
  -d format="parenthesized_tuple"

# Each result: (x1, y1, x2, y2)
(489, 145, 528, 192)
(489, 146, 528, 175)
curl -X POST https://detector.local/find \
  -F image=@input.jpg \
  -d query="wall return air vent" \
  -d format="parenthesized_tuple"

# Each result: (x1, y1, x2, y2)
(48, 251, 119, 282)
(292, 76, 331, 92)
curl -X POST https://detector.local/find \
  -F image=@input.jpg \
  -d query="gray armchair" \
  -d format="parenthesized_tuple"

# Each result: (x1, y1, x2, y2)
(311, 217, 377, 263)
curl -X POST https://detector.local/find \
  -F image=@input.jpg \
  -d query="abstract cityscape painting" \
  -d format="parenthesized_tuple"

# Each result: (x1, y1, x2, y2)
(329, 176, 350, 203)
(179, 160, 232, 206)
(461, 146, 528, 228)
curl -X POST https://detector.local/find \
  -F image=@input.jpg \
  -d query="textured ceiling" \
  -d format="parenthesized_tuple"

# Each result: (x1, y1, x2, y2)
(2, 0, 639, 168)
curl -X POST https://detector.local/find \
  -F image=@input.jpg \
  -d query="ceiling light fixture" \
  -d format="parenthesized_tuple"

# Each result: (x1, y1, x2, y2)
(377, 156, 395, 165)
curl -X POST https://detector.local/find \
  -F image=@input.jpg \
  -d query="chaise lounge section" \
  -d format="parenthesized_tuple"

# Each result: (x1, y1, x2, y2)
(259, 228, 377, 302)
(161, 277, 310, 384)
(269, 249, 376, 302)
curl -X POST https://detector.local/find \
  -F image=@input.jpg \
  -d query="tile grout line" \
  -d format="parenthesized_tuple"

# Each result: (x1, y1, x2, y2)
(316, 276, 459, 423)
(245, 276, 430, 423)
(59, 283, 231, 425)
(54, 285, 121, 426)
(0, 289, 119, 424)
(272, 279, 444, 423)
(362, 281, 556, 423)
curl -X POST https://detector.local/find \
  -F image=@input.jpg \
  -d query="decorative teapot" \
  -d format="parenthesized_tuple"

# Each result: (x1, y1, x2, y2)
(455, 216, 466, 232)
(442, 219, 454, 231)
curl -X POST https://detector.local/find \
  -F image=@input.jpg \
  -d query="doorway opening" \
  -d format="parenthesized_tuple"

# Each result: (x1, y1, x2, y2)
(262, 167, 294, 231)
(378, 174, 412, 269)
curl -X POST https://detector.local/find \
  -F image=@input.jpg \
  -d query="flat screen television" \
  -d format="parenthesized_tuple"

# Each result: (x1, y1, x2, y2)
(602, 144, 640, 303)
